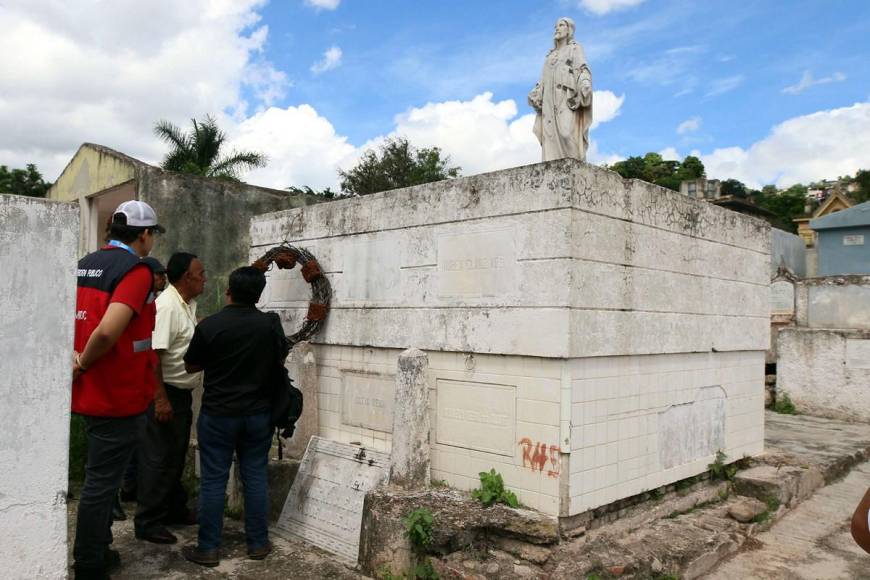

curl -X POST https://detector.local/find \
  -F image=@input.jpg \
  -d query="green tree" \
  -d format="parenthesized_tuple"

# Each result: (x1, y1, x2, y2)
(854, 169, 870, 204)
(609, 153, 704, 192)
(0, 164, 51, 197)
(338, 137, 460, 196)
(153, 115, 266, 180)
(285, 185, 346, 200)
(676, 155, 705, 180)
(609, 155, 645, 179)
(755, 184, 808, 233)
(720, 178, 748, 198)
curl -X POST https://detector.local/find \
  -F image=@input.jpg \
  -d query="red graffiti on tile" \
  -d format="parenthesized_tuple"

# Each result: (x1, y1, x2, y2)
(519, 438, 562, 477)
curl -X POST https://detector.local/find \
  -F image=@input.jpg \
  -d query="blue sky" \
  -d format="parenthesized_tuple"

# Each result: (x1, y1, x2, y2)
(2, 0, 869, 189)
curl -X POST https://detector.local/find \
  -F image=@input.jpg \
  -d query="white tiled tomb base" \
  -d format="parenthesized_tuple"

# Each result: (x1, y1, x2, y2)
(309, 345, 764, 517)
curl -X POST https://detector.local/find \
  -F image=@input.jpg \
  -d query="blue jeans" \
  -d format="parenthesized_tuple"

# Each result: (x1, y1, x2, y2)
(197, 411, 272, 551)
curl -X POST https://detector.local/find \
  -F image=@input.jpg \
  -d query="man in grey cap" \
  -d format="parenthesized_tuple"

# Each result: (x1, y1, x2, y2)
(71, 200, 165, 580)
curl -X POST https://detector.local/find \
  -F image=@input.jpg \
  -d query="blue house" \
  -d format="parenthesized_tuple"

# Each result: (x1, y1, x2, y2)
(810, 201, 870, 276)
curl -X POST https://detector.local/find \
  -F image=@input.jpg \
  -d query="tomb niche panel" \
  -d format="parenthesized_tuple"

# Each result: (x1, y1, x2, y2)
(435, 379, 516, 457)
(341, 371, 395, 433)
(340, 239, 402, 302)
(846, 339, 870, 370)
(436, 228, 517, 299)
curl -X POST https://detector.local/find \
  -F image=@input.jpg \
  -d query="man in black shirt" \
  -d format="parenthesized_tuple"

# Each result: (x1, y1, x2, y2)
(181, 266, 284, 566)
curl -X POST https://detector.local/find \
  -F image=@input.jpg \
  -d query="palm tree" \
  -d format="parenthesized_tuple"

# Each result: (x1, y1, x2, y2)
(153, 115, 267, 180)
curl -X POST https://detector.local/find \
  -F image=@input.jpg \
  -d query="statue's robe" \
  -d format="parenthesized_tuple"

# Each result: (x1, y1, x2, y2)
(528, 41, 593, 162)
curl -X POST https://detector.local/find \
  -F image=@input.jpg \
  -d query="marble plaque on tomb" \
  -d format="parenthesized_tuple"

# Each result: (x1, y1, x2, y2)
(341, 239, 402, 302)
(261, 266, 311, 307)
(436, 379, 516, 456)
(770, 280, 795, 314)
(436, 229, 517, 298)
(273, 437, 389, 563)
(341, 371, 395, 433)
(846, 339, 870, 370)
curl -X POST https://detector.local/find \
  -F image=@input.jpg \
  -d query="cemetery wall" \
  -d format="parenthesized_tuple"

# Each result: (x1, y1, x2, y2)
(778, 328, 870, 422)
(252, 159, 769, 517)
(0, 195, 78, 579)
(795, 275, 870, 330)
(770, 228, 806, 277)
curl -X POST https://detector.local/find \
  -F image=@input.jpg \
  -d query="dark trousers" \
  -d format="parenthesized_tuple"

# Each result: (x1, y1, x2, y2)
(197, 410, 272, 551)
(134, 383, 193, 534)
(73, 414, 143, 571)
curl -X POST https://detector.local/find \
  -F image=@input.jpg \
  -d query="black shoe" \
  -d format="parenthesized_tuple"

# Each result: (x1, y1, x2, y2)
(135, 527, 178, 544)
(248, 542, 272, 560)
(111, 495, 126, 521)
(104, 549, 121, 572)
(73, 564, 110, 580)
(182, 545, 220, 567)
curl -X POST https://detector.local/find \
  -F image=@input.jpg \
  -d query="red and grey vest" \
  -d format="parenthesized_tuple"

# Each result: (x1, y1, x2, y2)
(72, 246, 157, 417)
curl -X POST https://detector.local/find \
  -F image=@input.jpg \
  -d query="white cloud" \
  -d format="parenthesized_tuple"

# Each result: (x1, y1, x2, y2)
(591, 90, 625, 129)
(698, 102, 870, 188)
(580, 0, 647, 15)
(304, 0, 341, 10)
(676, 116, 701, 134)
(0, 0, 287, 180)
(659, 147, 681, 161)
(783, 70, 847, 95)
(706, 75, 744, 97)
(228, 105, 356, 190)
(311, 46, 343, 74)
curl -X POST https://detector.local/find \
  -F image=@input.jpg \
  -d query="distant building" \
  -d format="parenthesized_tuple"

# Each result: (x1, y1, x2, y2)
(810, 201, 870, 276)
(793, 190, 853, 247)
(680, 177, 721, 200)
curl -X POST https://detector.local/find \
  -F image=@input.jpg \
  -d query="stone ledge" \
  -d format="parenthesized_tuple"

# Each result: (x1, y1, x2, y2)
(358, 487, 559, 577)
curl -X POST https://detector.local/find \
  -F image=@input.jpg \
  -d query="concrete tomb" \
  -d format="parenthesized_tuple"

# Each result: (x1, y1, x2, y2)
(253, 159, 769, 519)
(273, 437, 389, 563)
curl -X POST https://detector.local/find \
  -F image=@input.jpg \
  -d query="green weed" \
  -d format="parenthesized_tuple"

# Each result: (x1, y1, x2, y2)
(471, 469, 519, 508)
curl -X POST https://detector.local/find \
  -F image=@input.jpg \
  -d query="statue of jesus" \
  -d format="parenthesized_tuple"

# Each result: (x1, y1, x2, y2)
(528, 17, 593, 162)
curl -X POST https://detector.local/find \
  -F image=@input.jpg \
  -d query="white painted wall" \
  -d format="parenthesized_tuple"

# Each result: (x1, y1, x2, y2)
(0, 195, 78, 579)
(778, 328, 870, 422)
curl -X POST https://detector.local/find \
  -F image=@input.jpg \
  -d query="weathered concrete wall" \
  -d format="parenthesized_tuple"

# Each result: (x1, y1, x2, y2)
(778, 328, 870, 422)
(139, 169, 315, 317)
(770, 228, 806, 278)
(817, 226, 870, 276)
(252, 160, 769, 517)
(794, 276, 870, 330)
(0, 195, 78, 579)
(252, 160, 770, 358)
(47, 143, 139, 203)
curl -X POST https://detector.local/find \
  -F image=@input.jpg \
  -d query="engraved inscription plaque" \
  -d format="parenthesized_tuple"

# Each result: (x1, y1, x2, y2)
(273, 437, 389, 563)
(843, 234, 865, 246)
(341, 372, 395, 433)
(770, 280, 795, 314)
(437, 229, 517, 298)
(846, 339, 870, 370)
(436, 380, 516, 456)
(341, 239, 401, 302)
(261, 266, 312, 307)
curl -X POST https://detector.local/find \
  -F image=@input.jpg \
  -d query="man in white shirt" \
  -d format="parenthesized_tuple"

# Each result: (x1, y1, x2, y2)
(134, 252, 205, 544)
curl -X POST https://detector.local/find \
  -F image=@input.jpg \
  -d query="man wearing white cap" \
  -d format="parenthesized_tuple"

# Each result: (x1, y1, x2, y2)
(71, 200, 165, 580)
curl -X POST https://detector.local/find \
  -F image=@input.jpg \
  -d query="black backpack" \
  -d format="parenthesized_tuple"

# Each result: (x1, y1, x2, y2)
(268, 313, 303, 439)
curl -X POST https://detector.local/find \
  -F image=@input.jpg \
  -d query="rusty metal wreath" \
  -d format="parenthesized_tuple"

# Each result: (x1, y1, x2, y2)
(252, 243, 331, 347)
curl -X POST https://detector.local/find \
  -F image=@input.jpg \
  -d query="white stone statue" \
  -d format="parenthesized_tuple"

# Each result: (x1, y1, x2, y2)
(528, 17, 593, 162)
